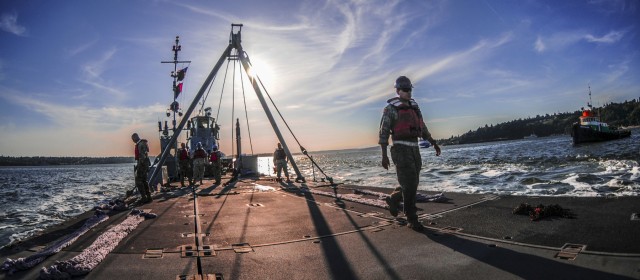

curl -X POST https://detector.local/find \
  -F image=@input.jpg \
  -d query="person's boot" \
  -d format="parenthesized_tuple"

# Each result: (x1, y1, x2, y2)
(385, 196, 399, 217)
(407, 218, 424, 232)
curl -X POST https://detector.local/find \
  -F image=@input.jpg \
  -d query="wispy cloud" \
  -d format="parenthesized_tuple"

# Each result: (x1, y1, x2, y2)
(0, 87, 163, 130)
(0, 86, 170, 156)
(535, 29, 627, 53)
(67, 39, 99, 57)
(588, 0, 638, 15)
(82, 48, 117, 80)
(78, 48, 127, 100)
(482, 0, 507, 24)
(173, 2, 238, 24)
(0, 11, 27, 36)
(534, 36, 545, 52)
(585, 30, 626, 43)
(0, 59, 5, 81)
(534, 31, 583, 53)
(604, 57, 632, 83)
(315, 32, 513, 113)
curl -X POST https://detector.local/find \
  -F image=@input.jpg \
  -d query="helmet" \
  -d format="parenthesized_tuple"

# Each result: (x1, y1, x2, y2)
(394, 76, 413, 89)
(196, 142, 203, 148)
(212, 144, 218, 150)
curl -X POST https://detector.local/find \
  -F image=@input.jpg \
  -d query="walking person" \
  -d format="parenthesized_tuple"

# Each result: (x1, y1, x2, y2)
(177, 143, 192, 187)
(209, 145, 222, 185)
(379, 76, 441, 231)
(273, 143, 290, 183)
(131, 133, 153, 204)
(192, 142, 208, 186)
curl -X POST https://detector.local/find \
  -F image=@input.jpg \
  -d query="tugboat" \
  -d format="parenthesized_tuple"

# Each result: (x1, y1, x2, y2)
(571, 86, 631, 144)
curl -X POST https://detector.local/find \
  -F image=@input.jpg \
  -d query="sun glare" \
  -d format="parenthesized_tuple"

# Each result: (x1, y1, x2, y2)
(246, 57, 276, 89)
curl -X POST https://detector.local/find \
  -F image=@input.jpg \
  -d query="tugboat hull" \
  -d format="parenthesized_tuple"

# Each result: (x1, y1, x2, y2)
(571, 123, 631, 144)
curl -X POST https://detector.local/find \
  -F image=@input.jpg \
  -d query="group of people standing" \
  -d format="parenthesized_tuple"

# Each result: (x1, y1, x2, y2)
(131, 134, 224, 205)
(177, 142, 223, 187)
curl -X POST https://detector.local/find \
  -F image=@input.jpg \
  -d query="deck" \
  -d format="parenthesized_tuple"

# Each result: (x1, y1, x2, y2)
(2, 175, 639, 279)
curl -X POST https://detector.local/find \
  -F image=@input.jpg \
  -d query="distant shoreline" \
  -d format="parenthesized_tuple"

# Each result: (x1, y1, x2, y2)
(0, 156, 134, 167)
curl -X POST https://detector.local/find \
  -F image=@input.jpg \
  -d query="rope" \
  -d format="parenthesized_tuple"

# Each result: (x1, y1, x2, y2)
(301, 187, 448, 209)
(239, 63, 254, 155)
(215, 59, 232, 122)
(231, 52, 236, 159)
(198, 70, 217, 116)
(39, 209, 156, 279)
(1, 211, 109, 275)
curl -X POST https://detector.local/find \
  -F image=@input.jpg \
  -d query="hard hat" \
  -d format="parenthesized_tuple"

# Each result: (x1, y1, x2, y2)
(197, 142, 203, 148)
(394, 76, 413, 89)
(212, 144, 218, 150)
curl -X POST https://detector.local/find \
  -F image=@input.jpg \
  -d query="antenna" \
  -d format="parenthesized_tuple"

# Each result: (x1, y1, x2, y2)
(587, 84, 593, 109)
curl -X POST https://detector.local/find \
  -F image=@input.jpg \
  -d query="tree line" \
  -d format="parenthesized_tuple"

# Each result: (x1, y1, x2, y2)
(439, 98, 640, 145)
(0, 156, 134, 166)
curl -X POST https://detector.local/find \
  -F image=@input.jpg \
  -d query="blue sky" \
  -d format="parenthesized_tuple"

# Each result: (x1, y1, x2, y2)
(0, 0, 638, 156)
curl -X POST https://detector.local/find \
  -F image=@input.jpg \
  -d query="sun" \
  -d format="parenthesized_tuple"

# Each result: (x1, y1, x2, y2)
(246, 56, 276, 89)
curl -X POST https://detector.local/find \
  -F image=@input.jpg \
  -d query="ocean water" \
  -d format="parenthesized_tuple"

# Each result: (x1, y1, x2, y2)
(1, 130, 639, 248)
(299, 131, 639, 197)
(0, 164, 133, 249)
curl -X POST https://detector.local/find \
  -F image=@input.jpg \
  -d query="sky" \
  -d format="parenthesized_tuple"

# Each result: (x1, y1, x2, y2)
(0, 0, 638, 157)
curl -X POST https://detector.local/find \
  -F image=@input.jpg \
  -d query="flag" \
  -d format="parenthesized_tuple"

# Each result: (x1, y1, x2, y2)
(177, 67, 188, 81)
(174, 82, 183, 99)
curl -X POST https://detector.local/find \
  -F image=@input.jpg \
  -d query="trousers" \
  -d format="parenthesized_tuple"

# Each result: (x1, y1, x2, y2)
(389, 144, 422, 220)
(135, 161, 152, 201)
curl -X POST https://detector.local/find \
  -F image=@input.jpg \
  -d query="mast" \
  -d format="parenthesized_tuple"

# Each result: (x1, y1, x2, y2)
(588, 84, 593, 110)
(161, 36, 191, 140)
(235, 118, 242, 170)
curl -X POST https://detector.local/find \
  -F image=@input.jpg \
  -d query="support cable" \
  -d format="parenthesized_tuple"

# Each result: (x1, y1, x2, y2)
(197, 71, 216, 116)
(231, 51, 237, 159)
(214, 60, 232, 122)
(239, 63, 254, 155)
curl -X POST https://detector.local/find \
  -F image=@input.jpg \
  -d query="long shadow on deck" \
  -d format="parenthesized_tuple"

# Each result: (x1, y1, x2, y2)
(302, 190, 358, 279)
(421, 230, 635, 279)
(331, 193, 402, 280)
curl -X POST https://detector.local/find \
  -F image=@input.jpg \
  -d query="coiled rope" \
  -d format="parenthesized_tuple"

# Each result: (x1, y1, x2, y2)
(1, 211, 109, 275)
(301, 187, 447, 209)
(39, 209, 156, 279)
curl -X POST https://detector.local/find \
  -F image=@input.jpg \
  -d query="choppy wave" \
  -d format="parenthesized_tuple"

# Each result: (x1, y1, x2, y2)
(0, 164, 133, 249)
(297, 130, 640, 198)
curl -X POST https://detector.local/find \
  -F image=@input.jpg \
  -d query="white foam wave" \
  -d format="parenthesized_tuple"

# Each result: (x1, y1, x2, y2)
(252, 183, 276, 192)
(561, 174, 599, 197)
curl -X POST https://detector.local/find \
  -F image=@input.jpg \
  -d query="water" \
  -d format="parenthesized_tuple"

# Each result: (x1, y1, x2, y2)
(295, 129, 640, 197)
(0, 164, 133, 249)
(1, 130, 639, 248)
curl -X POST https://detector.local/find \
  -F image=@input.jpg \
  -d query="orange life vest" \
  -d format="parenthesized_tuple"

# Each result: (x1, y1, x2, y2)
(179, 148, 189, 161)
(194, 148, 207, 159)
(391, 100, 423, 140)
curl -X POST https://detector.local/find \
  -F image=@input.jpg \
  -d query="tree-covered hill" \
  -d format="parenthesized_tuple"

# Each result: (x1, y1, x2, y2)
(0, 156, 134, 166)
(439, 98, 640, 145)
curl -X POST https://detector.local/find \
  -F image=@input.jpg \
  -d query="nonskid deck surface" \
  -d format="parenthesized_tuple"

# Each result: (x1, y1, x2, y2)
(1, 176, 639, 279)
